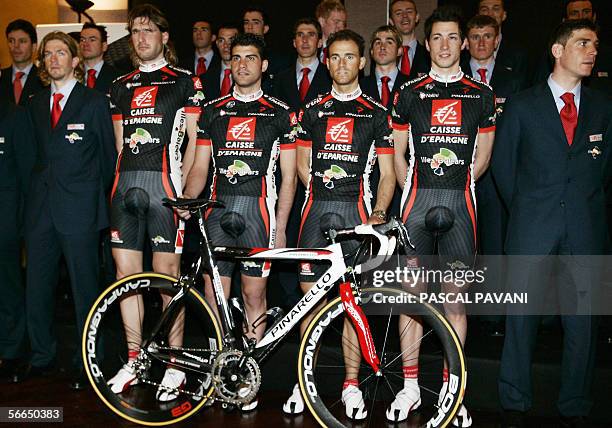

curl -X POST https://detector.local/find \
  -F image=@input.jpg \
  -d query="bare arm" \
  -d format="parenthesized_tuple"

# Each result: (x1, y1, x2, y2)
(112, 120, 123, 154)
(181, 113, 200, 186)
(369, 153, 396, 224)
(296, 145, 312, 188)
(179, 145, 211, 219)
(473, 131, 495, 181)
(393, 129, 409, 190)
(275, 149, 297, 248)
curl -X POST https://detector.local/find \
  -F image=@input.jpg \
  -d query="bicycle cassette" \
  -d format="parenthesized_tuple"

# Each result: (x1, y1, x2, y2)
(211, 349, 261, 404)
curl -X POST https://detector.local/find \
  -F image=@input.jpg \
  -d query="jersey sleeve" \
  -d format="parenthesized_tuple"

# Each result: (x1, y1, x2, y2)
(184, 75, 205, 115)
(279, 109, 297, 151)
(196, 103, 212, 147)
(374, 109, 394, 155)
(109, 82, 123, 122)
(296, 107, 313, 148)
(391, 87, 411, 131)
(479, 88, 496, 133)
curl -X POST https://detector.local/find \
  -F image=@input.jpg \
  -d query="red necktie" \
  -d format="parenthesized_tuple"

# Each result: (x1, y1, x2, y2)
(400, 46, 411, 76)
(299, 67, 311, 101)
(13, 71, 24, 104)
(322, 46, 328, 64)
(477, 68, 488, 84)
(380, 75, 391, 106)
(87, 69, 97, 88)
(220, 69, 232, 96)
(196, 57, 207, 75)
(51, 92, 64, 129)
(560, 92, 577, 146)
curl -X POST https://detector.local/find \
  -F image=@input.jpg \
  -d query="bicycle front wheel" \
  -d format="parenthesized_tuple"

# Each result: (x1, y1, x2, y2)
(298, 287, 467, 428)
(82, 273, 223, 426)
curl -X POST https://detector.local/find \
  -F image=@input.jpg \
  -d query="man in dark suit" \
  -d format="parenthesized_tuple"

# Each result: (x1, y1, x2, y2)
(13, 31, 116, 390)
(0, 19, 44, 106)
(316, 0, 347, 64)
(272, 18, 331, 111)
(79, 22, 121, 95)
(492, 19, 611, 427)
(202, 23, 239, 101)
(478, 0, 528, 77)
(0, 98, 35, 379)
(388, 0, 430, 79)
(179, 18, 220, 77)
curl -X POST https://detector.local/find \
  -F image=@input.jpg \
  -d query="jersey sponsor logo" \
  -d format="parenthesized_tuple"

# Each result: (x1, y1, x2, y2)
(192, 76, 203, 90)
(300, 262, 314, 276)
(318, 111, 335, 117)
(421, 148, 465, 176)
(175, 229, 184, 250)
(151, 235, 171, 246)
(188, 91, 205, 106)
(419, 92, 439, 99)
(345, 113, 372, 118)
(431, 100, 462, 126)
(126, 127, 161, 154)
(289, 112, 298, 126)
(227, 117, 256, 141)
(451, 93, 480, 99)
(65, 132, 83, 144)
(317, 164, 353, 189)
(110, 229, 123, 244)
(131, 86, 159, 109)
(324, 100, 333, 109)
(326, 118, 354, 144)
(222, 160, 259, 183)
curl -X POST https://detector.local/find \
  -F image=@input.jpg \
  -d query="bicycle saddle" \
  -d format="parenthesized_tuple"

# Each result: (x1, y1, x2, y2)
(220, 212, 246, 239)
(319, 212, 345, 235)
(125, 187, 150, 217)
(163, 197, 225, 211)
(424, 206, 455, 233)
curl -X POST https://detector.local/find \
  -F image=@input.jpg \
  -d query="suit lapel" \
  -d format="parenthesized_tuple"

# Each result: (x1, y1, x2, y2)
(307, 65, 326, 101)
(54, 83, 84, 132)
(533, 83, 568, 147)
(571, 86, 591, 151)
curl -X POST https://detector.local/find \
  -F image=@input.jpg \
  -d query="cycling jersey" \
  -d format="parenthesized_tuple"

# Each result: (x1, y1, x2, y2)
(297, 87, 394, 203)
(196, 89, 297, 199)
(392, 70, 496, 255)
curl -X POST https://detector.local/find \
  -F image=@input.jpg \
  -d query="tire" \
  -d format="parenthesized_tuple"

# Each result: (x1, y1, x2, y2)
(298, 287, 467, 428)
(82, 273, 223, 426)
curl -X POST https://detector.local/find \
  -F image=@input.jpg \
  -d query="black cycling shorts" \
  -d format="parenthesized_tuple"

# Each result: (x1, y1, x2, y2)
(206, 195, 275, 278)
(110, 171, 184, 254)
(298, 198, 369, 282)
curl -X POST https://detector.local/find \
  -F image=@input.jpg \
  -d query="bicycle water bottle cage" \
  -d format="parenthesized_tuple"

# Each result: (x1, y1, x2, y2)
(124, 187, 150, 217)
(220, 212, 246, 239)
(425, 206, 455, 234)
(320, 212, 345, 242)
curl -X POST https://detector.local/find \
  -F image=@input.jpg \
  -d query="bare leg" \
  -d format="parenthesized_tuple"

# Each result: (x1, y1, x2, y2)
(113, 248, 144, 354)
(152, 252, 183, 347)
(241, 275, 268, 341)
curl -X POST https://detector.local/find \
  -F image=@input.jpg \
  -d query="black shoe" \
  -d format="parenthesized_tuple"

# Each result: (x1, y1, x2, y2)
(10, 362, 57, 383)
(0, 359, 23, 380)
(69, 368, 88, 391)
(559, 415, 587, 428)
(501, 410, 526, 428)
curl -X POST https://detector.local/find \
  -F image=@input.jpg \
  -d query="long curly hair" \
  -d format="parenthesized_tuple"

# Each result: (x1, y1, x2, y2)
(37, 31, 84, 85)
(127, 4, 178, 67)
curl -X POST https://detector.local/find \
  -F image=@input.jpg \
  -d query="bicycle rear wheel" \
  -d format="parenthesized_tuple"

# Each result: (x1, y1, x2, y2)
(82, 273, 222, 426)
(298, 287, 466, 428)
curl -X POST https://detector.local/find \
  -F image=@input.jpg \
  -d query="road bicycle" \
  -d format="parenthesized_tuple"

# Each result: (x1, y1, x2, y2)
(82, 198, 467, 427)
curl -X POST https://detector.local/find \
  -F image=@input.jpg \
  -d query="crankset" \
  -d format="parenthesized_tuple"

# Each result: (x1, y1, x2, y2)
(211, 349, 261, 405)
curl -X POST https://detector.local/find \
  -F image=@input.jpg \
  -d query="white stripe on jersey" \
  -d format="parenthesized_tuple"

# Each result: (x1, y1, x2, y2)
(362, 142, 376, 214)
(400, 125, 416, 214)
(266, 137, 280, 248)
(468, 130, 478, 219)
(300, 146, 314, 215)
(169, 107, 187, 195)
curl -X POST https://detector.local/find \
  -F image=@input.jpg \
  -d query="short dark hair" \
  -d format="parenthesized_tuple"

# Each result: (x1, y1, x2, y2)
(217, 22, 241, 36)
(243, 6, 269, 25)
(565, 0, 594, 9)
(479, 0, 505, 7)
(424, 6, 465, 41)
(466, 14, 499, 36)
(389, 0, 417, 16)
(6, 19, 37, 44)
(327, 29, 365, 57)
(370, 25, 402, 52)
(293, 17, 322, 39)
(550, 18, 598, 49)
(231, 33, 267, 59)
(81, 22, 108, 43)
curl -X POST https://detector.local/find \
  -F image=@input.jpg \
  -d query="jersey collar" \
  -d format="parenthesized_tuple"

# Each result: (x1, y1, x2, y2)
(232, 88, 263, 102)
(139, 58, 168, 72)
(429, 68, 464, 84)
(331, 86, 362, 101)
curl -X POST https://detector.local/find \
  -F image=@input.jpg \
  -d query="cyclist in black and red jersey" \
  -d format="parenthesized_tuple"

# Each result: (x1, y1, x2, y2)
(106, 5, 203, 400)
(282, 29, 395, 420)
(388, 7, 496, 425)
(181, 34, 297, 412)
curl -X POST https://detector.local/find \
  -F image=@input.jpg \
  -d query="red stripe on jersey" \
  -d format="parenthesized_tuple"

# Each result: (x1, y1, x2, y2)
(479, 125, 496, 133)
(161, 150, 176, 199)
(376, 147, 394, 155)
(184, 106, 201, 114)
(392, 122, 409, 131)
(461, 77, 481, 90)
(112, 114, 123, 121)
(214, 96, 235, 108)
(414, 76, 434, 89)
(258, 97, 273, 109)
(296, 139, 312, 147)
(206, 176, 217, 220)
(110, 152, 123, 202)
(298, 192, 314, 244)
(318, 94, 333, 105)
(120, 69, 140, 82)
(356, 96, 373, 110)
(358, 179, 368, 223)
(402, 163, 418, 223)
(259, 178, 270, 237)
(197, 139, 211, 146)
(161, 66, 178, 77)
(464, 170, 477, 247)
(280, 143, 296, 150)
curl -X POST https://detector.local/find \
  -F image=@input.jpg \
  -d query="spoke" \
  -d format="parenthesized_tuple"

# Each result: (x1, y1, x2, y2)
(383, 329, 435, 370)
(379, 305, 394, 368)
(367, 375, 381, 427)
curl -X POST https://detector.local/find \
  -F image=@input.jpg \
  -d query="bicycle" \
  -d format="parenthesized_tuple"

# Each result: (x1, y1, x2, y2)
(82, 198, 467, 427)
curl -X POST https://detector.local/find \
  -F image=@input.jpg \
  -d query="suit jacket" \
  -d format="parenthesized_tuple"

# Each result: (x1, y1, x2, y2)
(271, 62, 331, 111)
(0, 65, 45, 106)
(92, 62, 121, 95)
(360, 71, 409, 110)
(495, 37, 528, 77)
(179, 50, 221, 76)
(491, 83, 612, 254)
(26, 83, 117, 235)
(0, 99, 35, 194)
(201, 57, 229, 101)
(370, 42, 431, 80)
